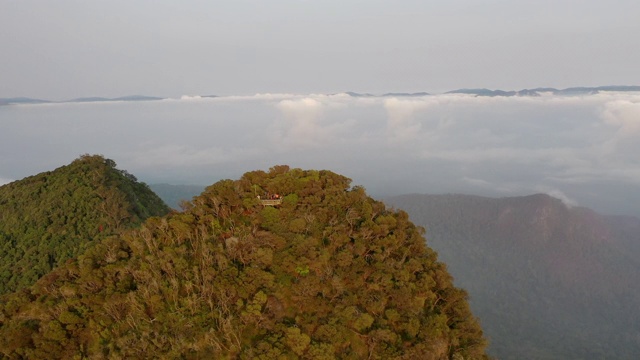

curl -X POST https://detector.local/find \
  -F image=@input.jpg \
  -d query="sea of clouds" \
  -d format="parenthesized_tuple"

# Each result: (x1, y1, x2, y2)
(2, 92, 640, 216)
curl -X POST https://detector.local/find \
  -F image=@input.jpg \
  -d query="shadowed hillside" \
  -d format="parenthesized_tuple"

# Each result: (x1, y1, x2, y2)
(0, 166, 487, 359)
(0, 155, 170, 294)
(387, 193, 640, 359)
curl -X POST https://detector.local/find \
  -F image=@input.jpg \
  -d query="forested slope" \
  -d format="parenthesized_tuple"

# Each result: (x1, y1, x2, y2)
(387, 193, 640, 359)
(0, 166, 487, 359)
(0, 155, 170, 294)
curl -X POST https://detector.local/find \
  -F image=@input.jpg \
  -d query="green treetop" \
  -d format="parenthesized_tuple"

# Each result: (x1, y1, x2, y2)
(0, 154, 170, 294)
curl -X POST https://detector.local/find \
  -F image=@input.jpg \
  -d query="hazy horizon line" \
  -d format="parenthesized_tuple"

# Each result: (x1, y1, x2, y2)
(3, 84, 640, 104)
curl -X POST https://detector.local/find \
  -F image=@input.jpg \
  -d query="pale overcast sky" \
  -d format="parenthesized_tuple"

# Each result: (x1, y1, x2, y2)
(2, 0, 639, 100)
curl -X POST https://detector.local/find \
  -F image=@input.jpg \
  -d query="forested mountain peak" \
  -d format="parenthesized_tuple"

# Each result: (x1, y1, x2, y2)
(0, 155, 170, 294)
(0, 165, 488, 359)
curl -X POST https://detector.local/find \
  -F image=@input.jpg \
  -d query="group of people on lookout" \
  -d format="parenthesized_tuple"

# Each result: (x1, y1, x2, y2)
(258, 192, 281, 200)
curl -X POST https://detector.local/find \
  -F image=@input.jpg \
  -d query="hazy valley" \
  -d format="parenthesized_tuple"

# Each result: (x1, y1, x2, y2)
(387, 193, 640, 359)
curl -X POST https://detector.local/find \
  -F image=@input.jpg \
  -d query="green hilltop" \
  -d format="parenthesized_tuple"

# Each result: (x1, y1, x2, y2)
(0, 155, 170, 295)
(0, 165, 487, 359)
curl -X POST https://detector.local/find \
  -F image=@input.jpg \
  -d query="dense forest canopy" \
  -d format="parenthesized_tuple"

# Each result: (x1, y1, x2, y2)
(0, 154, 170, 294)
(0, 165, 487, 359)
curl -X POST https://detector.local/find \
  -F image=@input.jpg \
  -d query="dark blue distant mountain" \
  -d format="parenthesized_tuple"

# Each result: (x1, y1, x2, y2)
(530, 87, 558, 92)
(64, 95, 165, 103)
(113, 95, 164, 101)
(2, 95, 166, 105)
(344, 91, 375, 97)
(447, 85, 640, 97)
(0, 97, 51, 104)
(554, 87, 601, 95)
(556, 85, 640, 95)
(3, 86, 640, 105)
(594, 85, 640, 92)
(516, 89, 541, 96)
(382, 92, 430, 97)
(447, 88, 517, 97)
(68, 97, 113, 102)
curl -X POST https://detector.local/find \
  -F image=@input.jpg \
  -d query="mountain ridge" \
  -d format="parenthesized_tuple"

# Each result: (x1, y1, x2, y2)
(386, 192, 640, 359)
(0, 155, 170, 294)
(0, 166, 488, 359)
(3, 85, 640, 105)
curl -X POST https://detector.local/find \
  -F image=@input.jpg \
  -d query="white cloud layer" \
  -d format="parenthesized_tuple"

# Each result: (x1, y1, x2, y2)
(4, 92, 640, 216)
(275, 98, 326, 147)
(383, 98, 428, 142)
(601, 99, 640, 151)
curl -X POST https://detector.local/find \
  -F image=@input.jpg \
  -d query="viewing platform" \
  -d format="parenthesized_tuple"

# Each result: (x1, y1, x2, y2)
(260, 199, 282, 206)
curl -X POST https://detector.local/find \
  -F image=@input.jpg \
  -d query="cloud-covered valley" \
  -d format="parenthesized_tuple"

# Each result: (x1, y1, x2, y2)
(2, 92, 640, 216)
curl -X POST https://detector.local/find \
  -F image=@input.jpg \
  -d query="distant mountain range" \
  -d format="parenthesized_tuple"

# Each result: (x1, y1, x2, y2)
(0, 97, 51, 105)
(3, 85, 639, 105)
(445, 85, 640, 97)
(387, 193, 640, 359)
(0, 95, 163, 105)
(68, 95, 164, 102)
(339, 86, 640, 98)
(341, 91, 432, 97)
